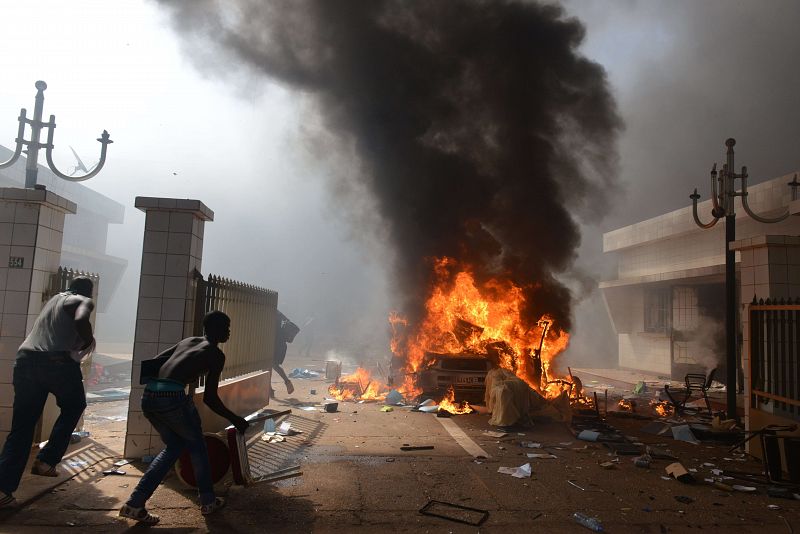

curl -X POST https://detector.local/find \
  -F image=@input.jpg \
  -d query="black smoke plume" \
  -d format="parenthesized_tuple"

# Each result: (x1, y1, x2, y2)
(157, 0, 621, 332)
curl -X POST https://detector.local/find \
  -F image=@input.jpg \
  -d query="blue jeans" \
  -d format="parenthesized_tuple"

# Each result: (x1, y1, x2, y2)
(0, 351, 87, 495)
(126, 392, 215, 507)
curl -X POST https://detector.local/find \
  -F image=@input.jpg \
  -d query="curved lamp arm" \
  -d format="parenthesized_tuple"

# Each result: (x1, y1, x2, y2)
(691, 189, 719, 229)
(44, 116, 112, 182)
(740, 165, 790, 223)
(0, 109, 28, 169)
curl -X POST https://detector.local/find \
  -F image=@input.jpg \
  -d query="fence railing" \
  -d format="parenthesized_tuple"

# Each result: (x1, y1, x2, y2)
(750, 297, 800, 420)
(193, 272, 278, 384)
(43, 266, 100, 304)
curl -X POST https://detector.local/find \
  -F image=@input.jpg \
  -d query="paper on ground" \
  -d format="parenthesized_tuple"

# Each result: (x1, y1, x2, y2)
(498, 463, 532, 478)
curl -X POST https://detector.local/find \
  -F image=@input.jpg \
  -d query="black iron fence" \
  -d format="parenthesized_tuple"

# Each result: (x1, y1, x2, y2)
(749, 297, 800, 420)
(193, 273, 278, 383)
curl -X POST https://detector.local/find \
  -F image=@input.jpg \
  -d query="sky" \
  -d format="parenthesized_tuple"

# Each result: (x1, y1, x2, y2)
(1, 0, 799, 368)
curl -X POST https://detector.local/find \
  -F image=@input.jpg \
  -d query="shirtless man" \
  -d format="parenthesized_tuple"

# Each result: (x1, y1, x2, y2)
(0, 276, 95, 508)
(119, 311, 248, 524)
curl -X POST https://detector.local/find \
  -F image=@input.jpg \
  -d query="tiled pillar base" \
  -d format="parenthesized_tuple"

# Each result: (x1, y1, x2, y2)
(0, 188, 76, 443)
(124, 197, 213, 458)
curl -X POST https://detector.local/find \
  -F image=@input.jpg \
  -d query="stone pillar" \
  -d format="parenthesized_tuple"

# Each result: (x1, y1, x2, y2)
(124, 197, 213, 458)
(731, 234, 800, 439)
(0, 187, 76, 443)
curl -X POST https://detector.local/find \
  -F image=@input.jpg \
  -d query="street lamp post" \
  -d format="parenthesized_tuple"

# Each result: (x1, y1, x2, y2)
(0, 80, 112, 187)
(690, 138, 798, 421)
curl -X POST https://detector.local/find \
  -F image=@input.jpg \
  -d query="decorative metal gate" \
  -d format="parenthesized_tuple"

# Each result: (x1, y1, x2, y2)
(749, 297, 800, 420)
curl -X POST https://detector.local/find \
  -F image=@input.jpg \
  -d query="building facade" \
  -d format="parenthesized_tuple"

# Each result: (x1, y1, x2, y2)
(601, 173, 800, 384)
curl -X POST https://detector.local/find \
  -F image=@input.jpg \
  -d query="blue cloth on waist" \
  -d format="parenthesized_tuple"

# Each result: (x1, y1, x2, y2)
(145, 378, 186, 392)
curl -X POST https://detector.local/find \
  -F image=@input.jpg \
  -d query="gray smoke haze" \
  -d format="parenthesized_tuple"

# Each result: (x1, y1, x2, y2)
(155, 0, 622, 336)
(560, 0, 800, 366)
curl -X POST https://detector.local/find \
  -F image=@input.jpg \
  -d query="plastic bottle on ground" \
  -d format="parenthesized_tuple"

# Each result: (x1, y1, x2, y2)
(264, 418, 276, 433)
(572, 512, 604, 532)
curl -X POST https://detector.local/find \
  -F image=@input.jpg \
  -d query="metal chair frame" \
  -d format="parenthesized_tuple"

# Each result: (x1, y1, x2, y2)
(664, 369, 716, 416)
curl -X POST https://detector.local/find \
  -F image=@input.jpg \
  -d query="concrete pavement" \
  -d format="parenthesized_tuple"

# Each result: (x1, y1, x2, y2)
(0, 377, 797, 533)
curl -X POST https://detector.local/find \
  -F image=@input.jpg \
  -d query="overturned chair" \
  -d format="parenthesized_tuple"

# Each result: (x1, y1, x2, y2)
(664, 368, 717, 417)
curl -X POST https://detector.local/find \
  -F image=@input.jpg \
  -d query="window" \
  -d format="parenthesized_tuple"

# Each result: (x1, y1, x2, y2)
(672, 286, 698, 331)
(644, 287, 671, 333)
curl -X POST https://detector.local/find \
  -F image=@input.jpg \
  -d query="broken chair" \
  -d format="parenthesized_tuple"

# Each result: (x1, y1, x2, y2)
(664, 368, 716, 417)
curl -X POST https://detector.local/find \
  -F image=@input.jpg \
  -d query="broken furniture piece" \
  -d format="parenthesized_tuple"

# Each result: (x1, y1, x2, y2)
(176, 409, 301, 487)
(664, 368, 716, 417)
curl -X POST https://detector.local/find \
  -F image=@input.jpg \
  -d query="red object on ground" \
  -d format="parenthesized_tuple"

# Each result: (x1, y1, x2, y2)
(175, 433, 231, 487)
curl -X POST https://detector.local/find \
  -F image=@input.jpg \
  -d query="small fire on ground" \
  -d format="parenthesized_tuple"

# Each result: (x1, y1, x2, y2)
(618, 398, 635, 412)
(438, 385, 474, 414)
(650, 400, 674, 418)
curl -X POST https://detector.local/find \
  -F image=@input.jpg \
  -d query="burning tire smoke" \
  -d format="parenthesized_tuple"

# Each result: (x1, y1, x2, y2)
(157, 0, 621, 362)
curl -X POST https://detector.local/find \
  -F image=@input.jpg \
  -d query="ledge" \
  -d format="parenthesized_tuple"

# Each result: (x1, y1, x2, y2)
(135, 196, 214, 221)
(0, 187, 77, 214)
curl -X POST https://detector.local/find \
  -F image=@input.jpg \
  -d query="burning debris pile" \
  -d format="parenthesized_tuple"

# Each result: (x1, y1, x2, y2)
(327, 368, 389, 402)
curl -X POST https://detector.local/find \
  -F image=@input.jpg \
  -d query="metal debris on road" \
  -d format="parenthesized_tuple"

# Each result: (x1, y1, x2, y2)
(419, 500, 489, 526)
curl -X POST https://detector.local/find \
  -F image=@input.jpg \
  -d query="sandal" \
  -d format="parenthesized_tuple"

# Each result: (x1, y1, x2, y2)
(200, 497, 225, 515)
(30, 459, 59, 477)
(119, 504, 160, 525)
(0, 492, 16, 509)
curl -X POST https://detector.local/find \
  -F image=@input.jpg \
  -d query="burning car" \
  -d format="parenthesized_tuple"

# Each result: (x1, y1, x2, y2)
(415, 352, 492, 403)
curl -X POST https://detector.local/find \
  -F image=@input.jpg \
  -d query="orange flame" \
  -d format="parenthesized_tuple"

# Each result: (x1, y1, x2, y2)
(650, 400, 674, 418)
(391, 257, 571, 398)
(618, 399, 634, 412)
(328, 368, 389, 402)
(438, 385, 474, 414)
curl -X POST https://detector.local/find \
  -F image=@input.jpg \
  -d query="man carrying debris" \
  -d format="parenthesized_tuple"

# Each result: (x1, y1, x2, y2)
(271, 310, 300, 397)
(0, 277, 95, 508)
(119, 311, 248, 525)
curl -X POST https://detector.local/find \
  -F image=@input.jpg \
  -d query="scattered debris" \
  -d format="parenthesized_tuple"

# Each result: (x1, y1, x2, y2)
(380, 406, 394, 412)
(527, 453, 557, 459)
(732, 485, 757, 493)
(567, 480, 586, 491)
(102, 469, 126, 476)
(520, 441, 541, 448)
(641, 421, 671, 436)
(485, 431, 508, 438)
(646, 445, 677, 460)
(674, 495, 694, 504)
(672, 424, 700, 444)
(633, 454, 652, 468)
(572, 511, 604, 532)
(401, 445, 434, 451)
(261, 434, 286, 443)
(385, 390, 404, 405)
(599, 461, 617, 470)
(666, 462, 696, 484)
(498, 463, 532, 478)
(419, 500, 489, 526)
(113, 460, 130, 467)
(289, 368, 319, 379)
(577, 430, 600, 442)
